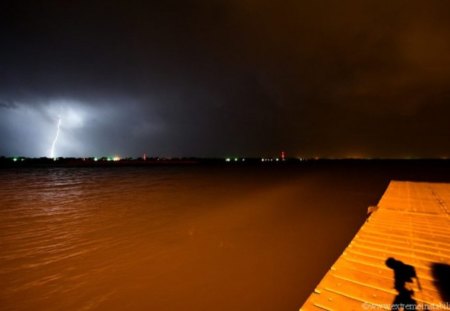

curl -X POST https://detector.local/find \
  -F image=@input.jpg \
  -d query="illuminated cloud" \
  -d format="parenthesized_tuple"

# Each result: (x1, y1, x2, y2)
(1, 1, 450, 158)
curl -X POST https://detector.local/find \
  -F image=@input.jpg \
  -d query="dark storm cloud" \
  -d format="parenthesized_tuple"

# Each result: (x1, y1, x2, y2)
(1, 0, 450, 157)
(0, 99, 18, 109)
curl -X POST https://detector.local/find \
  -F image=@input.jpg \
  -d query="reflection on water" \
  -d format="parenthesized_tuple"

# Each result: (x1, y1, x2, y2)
(0, 166, 386, 310)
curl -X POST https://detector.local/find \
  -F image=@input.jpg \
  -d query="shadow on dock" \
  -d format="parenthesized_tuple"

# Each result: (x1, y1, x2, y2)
(386, 257, 420, 310)
(431, 263, 450, 303)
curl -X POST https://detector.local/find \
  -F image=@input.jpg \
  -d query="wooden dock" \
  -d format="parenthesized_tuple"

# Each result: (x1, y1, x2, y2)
(301, 181, 450, 310)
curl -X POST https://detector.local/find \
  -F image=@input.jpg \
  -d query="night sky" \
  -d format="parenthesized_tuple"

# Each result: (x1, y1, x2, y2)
(1, 1, 450, 158)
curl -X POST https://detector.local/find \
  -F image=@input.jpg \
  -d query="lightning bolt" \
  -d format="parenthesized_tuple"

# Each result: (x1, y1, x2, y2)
(50, 115, 62, 158)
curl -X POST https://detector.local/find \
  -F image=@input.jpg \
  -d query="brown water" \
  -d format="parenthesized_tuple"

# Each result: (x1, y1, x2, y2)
(0, 165, 412, 310)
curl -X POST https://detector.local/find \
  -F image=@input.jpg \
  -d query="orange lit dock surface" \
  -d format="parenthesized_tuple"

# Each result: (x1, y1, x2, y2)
(301, 181, 450, 310)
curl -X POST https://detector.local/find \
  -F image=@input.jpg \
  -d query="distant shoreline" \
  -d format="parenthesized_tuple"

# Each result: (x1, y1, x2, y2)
(1, 157, 450, 168)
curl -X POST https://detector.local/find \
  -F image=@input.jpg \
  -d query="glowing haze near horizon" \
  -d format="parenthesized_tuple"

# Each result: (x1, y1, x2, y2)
(1, 1, 450, 158)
